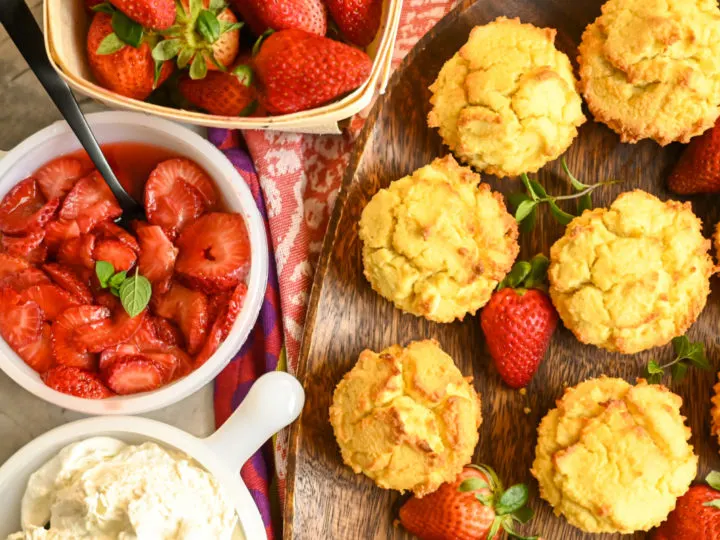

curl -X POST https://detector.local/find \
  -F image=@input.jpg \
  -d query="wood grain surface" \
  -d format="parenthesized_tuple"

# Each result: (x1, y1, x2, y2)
(284, 0, 720, 538)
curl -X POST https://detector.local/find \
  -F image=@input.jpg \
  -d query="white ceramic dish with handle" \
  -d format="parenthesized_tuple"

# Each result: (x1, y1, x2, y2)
(0, 110, 269, 416)
(0, 371, 304, 540)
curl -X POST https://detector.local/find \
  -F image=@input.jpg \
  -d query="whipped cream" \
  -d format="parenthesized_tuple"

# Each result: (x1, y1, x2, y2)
(6, 437, 243, 540)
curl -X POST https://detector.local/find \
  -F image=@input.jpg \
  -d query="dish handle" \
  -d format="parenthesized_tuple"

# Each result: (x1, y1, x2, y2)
(204, 371, 304, 473)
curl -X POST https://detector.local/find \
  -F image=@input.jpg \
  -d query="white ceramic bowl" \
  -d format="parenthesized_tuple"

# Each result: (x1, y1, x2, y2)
(0, 111, 268, 415)
(0, 371, 304, 540)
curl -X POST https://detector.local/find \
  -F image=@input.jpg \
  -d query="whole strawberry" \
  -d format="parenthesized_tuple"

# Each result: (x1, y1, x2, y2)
(325, 0, 383, 47)
(253, 29, 372, 114)
(652, 471, 720, 539)
(87, 12, 174, 100)
(668, 118, 720, 194)
(251, 0, 327, 36)
(480, 255, 557, 389)
(399, 464, 540, 540)
(179, 66, 256, 116)
(108, 0, 176, 29)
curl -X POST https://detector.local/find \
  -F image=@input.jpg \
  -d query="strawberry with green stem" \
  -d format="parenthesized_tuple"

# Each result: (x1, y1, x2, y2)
(398, 463, 541, 540)
(152, 0, 243, 80)
(509, 158, 620, 232)
(644, 335, 710, 384)
(652, 470, 720, 539)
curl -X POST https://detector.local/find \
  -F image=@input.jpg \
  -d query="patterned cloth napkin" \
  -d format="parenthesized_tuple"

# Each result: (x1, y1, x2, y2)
(210, 1, 456, 537)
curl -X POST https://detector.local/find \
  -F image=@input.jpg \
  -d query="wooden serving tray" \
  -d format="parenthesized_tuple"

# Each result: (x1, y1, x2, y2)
(284, 0, 720, 538)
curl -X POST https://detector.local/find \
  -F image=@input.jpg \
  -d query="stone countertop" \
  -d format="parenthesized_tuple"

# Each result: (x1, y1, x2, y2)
(0, 0, 216, 464)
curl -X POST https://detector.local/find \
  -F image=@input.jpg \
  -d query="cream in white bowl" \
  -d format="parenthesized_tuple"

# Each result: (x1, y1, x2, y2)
(0, 111, 268, 415)
(0, 372, 304, 540)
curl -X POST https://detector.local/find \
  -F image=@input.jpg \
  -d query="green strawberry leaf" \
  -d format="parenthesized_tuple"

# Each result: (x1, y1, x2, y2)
(703, 500, 720, 509)
(189, 0, 203, 20)
(239, 101, 258, 117)
(498, 261, 531, 290)
(91, 2, 115, 14)
(220, 20, 244, 34)
(475, 492, 494, 506)
(111, 11, 144, 48)
(511, 505, 534, 524)
(562, 157, 590, 190)
(458, 477, 488, 492)
(252, 29, 275, 56)
(196, 10, 221, 43)
(119, 269, 152, 318)
(671, 361, 688, 382)
(153, 59, 164, 87)
(205, 50, 227, 71)
(515, 200, 537, 224)
(177, 47, 194, 69)
(706, 471, 720, 490)
(487, 518, 503, 540)
(189, 52, 208, 80)
(96, 32, 125, 55)
(495, 485, 529, 516)
(152, 38, 182, 61)
(524, 254, 550, 289)
(95, 261, 115, 288)
(232, 64, 253, 86)
(548, 200, 574, 225)
(208, 0, 226, 11)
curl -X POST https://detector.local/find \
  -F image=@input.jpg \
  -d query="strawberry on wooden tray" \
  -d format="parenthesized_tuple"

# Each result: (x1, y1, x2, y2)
(0, 145, 251, 399)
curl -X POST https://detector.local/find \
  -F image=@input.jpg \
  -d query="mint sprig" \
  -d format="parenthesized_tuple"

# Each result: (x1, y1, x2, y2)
(644, 335, 710, 384)
(508, 157, 620, 232)
(95, 261, 151, 317)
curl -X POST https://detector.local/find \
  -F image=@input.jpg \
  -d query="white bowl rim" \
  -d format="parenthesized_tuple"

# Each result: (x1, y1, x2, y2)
(0, 111, 269, 415)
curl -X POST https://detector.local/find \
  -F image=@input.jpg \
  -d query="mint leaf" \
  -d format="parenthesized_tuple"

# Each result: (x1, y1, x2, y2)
(706, 471, 720, 491)
(96, 32, 125, 55)
(647, 360, 664, 375)
(548, 200, 574, 225)
(515, 200, 537, 223)
(562, 157, 590, 190)
(458, 477, 488, 492)
(684, 342, 709, 370)
(95, 261, 115, 288)
(109, 271, 127, 289)
(521, 207, 537, 233)
(189, 52, 208, 80)
(528, 180, 548, 199)
(672, 335, 691, 357)
(196, 10, 221, 43)
(152, 38, 182, 61)
(577, 193, 592, 214)
(119, 270, 152, 318)
(111, 11, 143, 48)
(520, 174, 539, 201)
(496, 484, 529, 515)
(671, 361, 688, 382)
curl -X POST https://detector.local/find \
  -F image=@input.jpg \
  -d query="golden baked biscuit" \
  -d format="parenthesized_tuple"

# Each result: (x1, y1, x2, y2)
(358, 155, 519, 323)
(549, 190, 713, 354)
(329, 339, 482, 497)
(711, 373, 720, 448)
(428, 17, 585, 177)
(532, 377, 697, 534)
(578, 0, 720, 145)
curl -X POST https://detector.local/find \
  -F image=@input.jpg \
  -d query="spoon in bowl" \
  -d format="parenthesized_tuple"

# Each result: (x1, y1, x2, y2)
(0, 0, 145, 228)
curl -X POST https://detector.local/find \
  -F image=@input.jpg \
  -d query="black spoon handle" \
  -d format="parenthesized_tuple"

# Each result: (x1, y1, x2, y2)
(0, 0, 139, 212)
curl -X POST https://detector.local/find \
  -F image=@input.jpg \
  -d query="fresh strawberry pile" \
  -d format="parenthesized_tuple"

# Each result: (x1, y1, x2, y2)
(0, 154, 250, 399)
(83, 0, 377, 116)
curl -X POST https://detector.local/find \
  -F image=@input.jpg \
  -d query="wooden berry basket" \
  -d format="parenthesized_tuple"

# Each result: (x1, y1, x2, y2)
(43, 0, 403, 134)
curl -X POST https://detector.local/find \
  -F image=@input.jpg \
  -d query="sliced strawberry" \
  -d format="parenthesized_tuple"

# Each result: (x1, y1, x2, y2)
(57, 234, 96, 269)
(60, 172, 121, 233)
(1, 267, 51, 291)
(102, 355, 163, 395)
(17, 324, 54, 373)
(175, 213, 251, 294)
(52, 305, 110, 370)
(93, 239, 137, 272)
(142, 351, 177, 382)
(93, 221, 140, 253)
(74, 310, 146, 353)
(43, 365, 113, 399)
(34, 157, 89, 201)
(147, 158, 217, 209)
(94, 290, 121, 311)
(168, 346, 193, 379)
(0, 178, 60, 234)
(194, 282, 247, 367)
(0, 253, 30, 280)
(153, 282, 208, 354)
(20, 284, 81, 321)
(207, 290, 230, 325)
(135, 222, 177, 294)
(0, 287, 42, 350)
(2, 230, 45, 260)
(152, 315, 184, 347)
(43, 263, 94, 304)
(44, 219, 81, 253)
(99, 342, 140, 372)
(145, 176, 204, 239)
